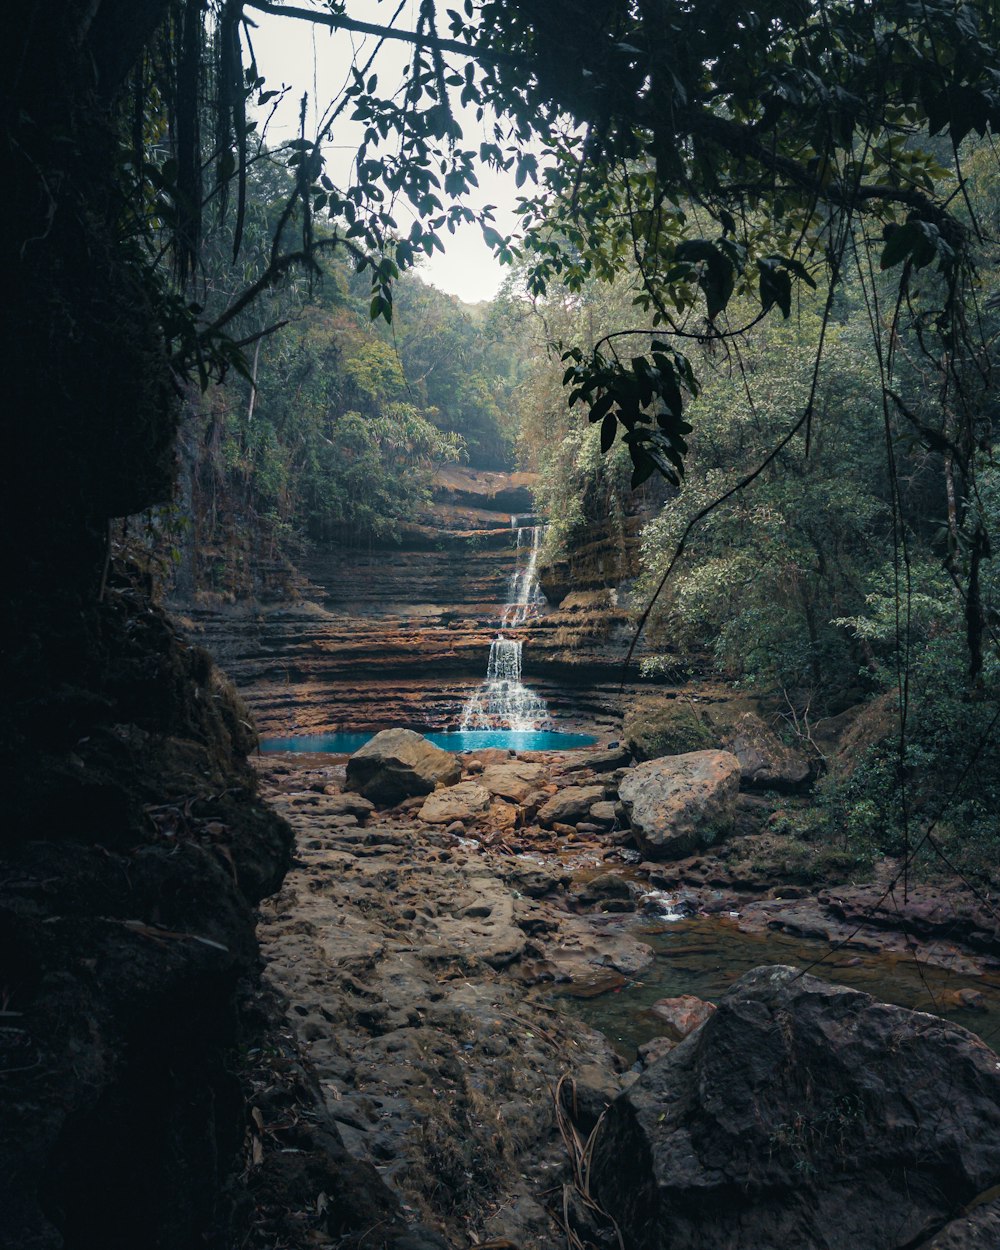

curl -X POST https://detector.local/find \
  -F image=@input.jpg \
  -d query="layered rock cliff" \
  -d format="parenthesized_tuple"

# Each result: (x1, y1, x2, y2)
(180, 467, 653, 738)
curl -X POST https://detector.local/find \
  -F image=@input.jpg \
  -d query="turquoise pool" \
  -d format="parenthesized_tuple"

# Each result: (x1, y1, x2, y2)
(260, 729, 599, 753)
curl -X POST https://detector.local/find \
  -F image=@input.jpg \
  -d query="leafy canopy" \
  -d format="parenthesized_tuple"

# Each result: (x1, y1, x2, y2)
(125, 2, 998, 486)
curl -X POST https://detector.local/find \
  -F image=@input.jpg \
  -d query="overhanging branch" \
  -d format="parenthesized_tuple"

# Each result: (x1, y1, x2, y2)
(694, 112, 954, 227)
(242, 0, 518, 65)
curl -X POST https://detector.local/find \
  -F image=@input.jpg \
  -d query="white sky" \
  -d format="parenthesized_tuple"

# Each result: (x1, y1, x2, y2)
(249, 6, 518, 304)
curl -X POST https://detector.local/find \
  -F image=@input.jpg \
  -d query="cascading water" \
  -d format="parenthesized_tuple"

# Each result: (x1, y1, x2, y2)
(503, 524, 546, 628)
(460, 523, 551, 731)
(459, 634, 549, 731)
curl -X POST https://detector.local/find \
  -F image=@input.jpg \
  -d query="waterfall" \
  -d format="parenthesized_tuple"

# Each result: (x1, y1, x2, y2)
(460, 524, 551, 731)
(503, 526, 545, 628)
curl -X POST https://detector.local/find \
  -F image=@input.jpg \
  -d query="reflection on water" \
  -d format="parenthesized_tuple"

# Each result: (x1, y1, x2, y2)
(559, 914, 1000, 1060)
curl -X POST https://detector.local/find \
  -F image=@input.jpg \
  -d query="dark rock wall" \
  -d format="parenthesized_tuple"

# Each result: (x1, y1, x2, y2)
(0, 577, 293, 1250)
(0, 7, 291, 1244)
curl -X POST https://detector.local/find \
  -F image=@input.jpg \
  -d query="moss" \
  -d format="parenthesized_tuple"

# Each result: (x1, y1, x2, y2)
(624, 700, 716, 761)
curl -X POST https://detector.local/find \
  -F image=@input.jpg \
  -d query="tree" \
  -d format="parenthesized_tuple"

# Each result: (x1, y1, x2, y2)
(467, 0, 1000, 490)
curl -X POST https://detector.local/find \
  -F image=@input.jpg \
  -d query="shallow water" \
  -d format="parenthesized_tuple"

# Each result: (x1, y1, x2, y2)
(561, 913, 1000, 1059)
(261, 729, 599, 753)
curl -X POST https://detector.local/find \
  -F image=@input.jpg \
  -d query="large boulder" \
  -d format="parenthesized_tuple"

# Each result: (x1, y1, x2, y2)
(618, 751, 739, 859)
(624, 697, 811, 790)
(915, 1198, 1000, 1248)
(624, 699, 716, 760)
(345, 729, 460, 805)
(591, 966, 1000, 1250)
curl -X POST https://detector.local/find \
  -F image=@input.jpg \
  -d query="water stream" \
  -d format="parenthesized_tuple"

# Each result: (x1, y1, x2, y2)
(460, 522, 551, 731)
(559, 911, 1000, 1060)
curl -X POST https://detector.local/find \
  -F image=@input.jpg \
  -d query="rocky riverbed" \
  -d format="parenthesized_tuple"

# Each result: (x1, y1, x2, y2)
(250, 741, 1000, 1250)
(254, 747, 642, 1249)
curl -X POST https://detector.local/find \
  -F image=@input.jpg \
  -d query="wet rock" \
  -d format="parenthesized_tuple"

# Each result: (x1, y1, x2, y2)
(592, 965, 1000, 1250)
(618, 751, 740, 860)
(928, 987, 987, 1012)
(637, 1036, 678, 1067)
(345, 729, 461, 805)
(821, 884, 1000, 957)
(480, 761, 545, 802)
(599, 943, 654, 977)
(575, 872, 632, 904)
(914, 1197, 1000, 1248)
(418, 781, 491, 824)
(537, 784, 608, 828)
(648, 994, 715, 1038)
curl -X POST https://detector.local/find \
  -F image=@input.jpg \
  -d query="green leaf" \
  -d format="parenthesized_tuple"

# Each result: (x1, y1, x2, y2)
(758, 259, 792, 317)
(880, 222, 914, 270)
(630, 450, 657, 488)
(600, 412, 617, 452)
(589, 392, 615, 423)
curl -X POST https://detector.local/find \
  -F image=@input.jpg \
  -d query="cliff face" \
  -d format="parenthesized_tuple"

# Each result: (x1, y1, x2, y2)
(183, 468, 649, 738)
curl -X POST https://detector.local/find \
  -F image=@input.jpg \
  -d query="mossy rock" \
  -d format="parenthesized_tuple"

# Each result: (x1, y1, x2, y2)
(624, 697, 812, 791)
(624, 701, 716, 761)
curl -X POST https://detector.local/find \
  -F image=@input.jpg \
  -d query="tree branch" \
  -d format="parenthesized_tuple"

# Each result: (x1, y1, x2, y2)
(694, 111, 954, 226)
(242, 0, 518, 65)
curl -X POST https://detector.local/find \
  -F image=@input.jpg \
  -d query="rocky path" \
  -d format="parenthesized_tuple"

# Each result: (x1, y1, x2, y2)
(254, 751, 645, 1249)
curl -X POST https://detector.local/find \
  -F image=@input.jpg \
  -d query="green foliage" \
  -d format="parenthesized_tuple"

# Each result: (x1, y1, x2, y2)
(637, 301, 890, 701)
(190, 258, 480, 556)
(509, 269, 655, 568)
(823, 550, 1000, 877)
(391, 279, 523, 468)
(468, 0, 999, 484)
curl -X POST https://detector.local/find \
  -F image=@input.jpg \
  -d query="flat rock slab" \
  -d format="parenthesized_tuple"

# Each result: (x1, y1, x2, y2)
(418, 781, 491, 825)
(618, 750, 740, 859)
(320, 791, 377, 821)
(345, 728, 461, 806)
(592, 965, 1000, 1250)
(555, 746, 631, 774)
(253, 756, 631, 1250)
